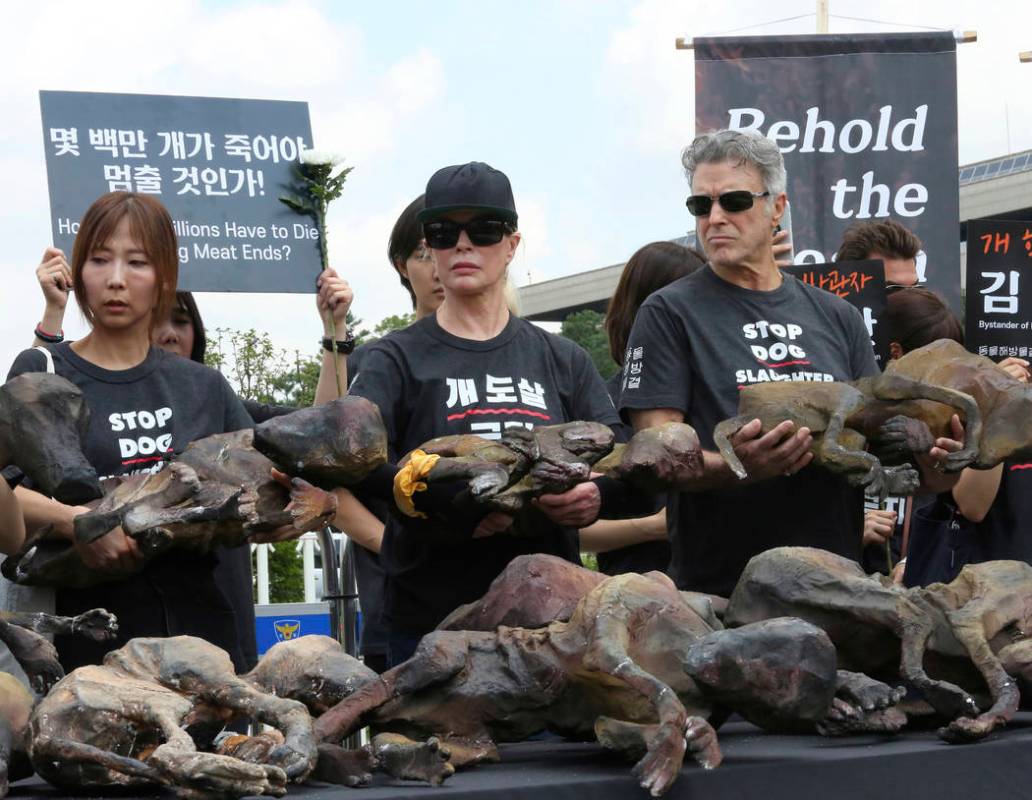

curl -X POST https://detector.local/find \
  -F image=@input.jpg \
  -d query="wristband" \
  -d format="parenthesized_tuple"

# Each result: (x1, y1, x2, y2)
(34, 324, 64, 344)
(321, 331, 356, 355)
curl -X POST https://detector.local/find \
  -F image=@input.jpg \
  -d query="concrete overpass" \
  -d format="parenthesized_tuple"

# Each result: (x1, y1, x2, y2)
(520, 149, 1032, 322)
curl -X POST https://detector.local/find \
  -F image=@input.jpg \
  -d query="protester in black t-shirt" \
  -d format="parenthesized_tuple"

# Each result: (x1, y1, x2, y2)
(578, 241, 704, 575)
(24, 232, 354, 673)
(5, 192, 306, 672)
(349, 163, 620, 664)
(620, 130, 963, 598)
(328, 194, 442, 673)
(874, 289, 1032, 583)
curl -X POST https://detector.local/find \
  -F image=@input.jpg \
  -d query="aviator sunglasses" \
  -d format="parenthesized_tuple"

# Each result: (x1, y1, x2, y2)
(686, 190, 770, 217)
(423, 219, 512, 250)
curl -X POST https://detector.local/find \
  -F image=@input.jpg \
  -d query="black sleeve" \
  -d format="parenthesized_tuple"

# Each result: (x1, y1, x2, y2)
(355, 463, 488, 541)
(2, 466, 22, 490)
(242, 399, 297, 425)
(618, 299, 691, 419)
(347, 346, 406, 459)
(845, 304, 880, 379)
(5, 348, 49, 381)
(566, 344, 621, 428)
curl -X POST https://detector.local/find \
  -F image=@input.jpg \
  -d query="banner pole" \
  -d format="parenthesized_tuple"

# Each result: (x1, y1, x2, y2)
(677, 30, 979, 50)
(816, 0, 828, 34)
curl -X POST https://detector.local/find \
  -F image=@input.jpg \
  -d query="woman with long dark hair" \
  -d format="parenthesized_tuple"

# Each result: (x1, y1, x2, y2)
(574, 242, 705, 575)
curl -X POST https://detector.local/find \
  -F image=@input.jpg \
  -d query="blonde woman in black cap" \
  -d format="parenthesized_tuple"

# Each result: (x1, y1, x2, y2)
(349, 162, 623, 665)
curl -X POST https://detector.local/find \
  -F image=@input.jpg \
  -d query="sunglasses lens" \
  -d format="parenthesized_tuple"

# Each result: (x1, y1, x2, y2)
(424, 222, 459, 249)
(466, 220, 507, 246)
(718, 191, 756, 212)
(685, 195, 712, 217)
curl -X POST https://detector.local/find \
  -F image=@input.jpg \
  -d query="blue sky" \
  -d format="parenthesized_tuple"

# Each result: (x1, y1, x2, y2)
(1, 0, 1029, 375)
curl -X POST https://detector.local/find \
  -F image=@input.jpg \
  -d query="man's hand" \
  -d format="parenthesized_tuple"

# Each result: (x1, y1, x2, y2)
(772, 228, 793, 268)
(73, 524, 144, 572)
(863, 509, 897, 548)
(534, 481, 601, 528)
(730, 419, 813, 482)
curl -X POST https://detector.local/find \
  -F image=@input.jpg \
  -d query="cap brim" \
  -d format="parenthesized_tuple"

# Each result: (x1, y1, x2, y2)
(417, 204, 518, 224)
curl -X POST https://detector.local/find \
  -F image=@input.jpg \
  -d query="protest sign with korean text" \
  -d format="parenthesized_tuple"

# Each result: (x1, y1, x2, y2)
(965, 218, 1032, 359)
(787, 259, 889, 366)
(40, 90, 319, 292)
(695, 32, 961, 311)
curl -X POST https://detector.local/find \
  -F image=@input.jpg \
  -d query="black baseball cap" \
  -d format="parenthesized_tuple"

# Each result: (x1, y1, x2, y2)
(417, 162, 518, 225)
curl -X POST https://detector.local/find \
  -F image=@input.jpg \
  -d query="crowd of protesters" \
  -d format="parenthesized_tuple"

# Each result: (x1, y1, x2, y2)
(0, 127, 1025, 683)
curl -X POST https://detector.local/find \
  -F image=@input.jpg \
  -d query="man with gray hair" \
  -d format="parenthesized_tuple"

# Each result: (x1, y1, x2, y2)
(619, 129, 895, 596)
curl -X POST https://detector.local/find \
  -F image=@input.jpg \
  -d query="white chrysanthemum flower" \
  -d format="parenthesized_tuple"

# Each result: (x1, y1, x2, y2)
(301, 148, 346, 166)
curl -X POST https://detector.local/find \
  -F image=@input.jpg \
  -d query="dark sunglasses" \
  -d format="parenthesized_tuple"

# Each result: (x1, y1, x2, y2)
(885, 280, 928, 293)
(685, 190, 770, 217)
(423, 219, 512, 249)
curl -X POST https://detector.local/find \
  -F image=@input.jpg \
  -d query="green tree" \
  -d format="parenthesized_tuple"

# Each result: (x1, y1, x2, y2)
(372, 312, 415, 339)
(206, 327, 323, 406)
(560, 310, 618, 379)
(255, 542, 305, 604)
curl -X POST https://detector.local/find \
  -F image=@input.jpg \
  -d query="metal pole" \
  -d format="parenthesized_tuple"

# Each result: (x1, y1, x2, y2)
(339, 536, 361, 750)
(255, 543, 270, 606)
(317, 526, 344, 643)
(301, 534, 317, 603)
(340, 538, 359, 658)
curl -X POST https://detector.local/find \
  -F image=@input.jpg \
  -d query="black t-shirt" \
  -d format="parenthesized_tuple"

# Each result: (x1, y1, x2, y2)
(974, 461, 1032, 564)
(6, 343, 255, 671)
(343, 343, 389, 658)
(349, 313, 620, 635)
(597, 372, 669, 576)
(620, 266, 879, 597)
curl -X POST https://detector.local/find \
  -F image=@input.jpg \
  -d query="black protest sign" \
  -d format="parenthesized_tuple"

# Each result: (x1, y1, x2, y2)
(787, 259, 889, 366)
(964, 218, 1032, 359)
(695, 33, 960, 312)
(40, 90, 320, 292)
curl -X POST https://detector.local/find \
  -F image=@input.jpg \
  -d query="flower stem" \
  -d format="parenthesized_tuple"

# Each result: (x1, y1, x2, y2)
(317, 200, 343, 397)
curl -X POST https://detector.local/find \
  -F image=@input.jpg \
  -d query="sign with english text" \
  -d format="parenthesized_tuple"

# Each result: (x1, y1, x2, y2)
(964, 218, 1032, 358)
(787, 259, 889, 366)
(39, 90, 320, 292)
(694, 32, 960, 311)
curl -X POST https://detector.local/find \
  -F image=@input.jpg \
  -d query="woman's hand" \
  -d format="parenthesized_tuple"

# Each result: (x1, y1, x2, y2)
(36, 247, 73, 312)
(73, 524, 144, 573)
(316, 268, 354, 335)
(862, 509, 896, 548)
(997, 357, 1030, 383)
